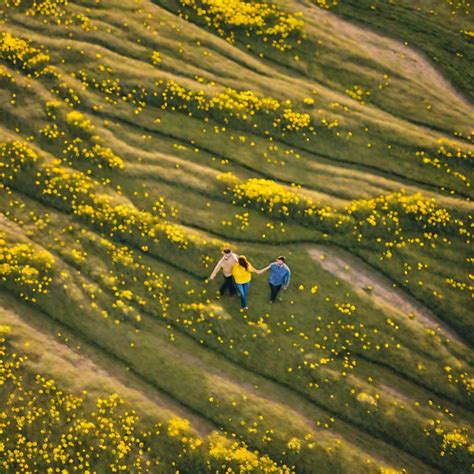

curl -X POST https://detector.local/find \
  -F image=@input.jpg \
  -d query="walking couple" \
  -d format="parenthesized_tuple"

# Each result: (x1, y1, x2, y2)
(208, 248, 291, 310)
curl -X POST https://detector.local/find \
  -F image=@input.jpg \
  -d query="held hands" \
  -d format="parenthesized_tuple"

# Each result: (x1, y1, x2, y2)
(255, 266, 269, 275)
(260, 265, 272, 275)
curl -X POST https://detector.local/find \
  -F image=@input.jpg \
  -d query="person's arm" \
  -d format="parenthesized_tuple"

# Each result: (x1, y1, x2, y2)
(256, 264, 271, 275)
(283, 267, 291, 289)
(209, 257, 223, 280)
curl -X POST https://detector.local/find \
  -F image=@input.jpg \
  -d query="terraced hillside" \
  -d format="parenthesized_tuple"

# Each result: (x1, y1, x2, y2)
(0, 0, 473, 472)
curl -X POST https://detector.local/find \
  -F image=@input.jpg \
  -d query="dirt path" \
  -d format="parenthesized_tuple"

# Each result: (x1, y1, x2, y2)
(307, 245, 465, 345)
(296, 0, 471, 107)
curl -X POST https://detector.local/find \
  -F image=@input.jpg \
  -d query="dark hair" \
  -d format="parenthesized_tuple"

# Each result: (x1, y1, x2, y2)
(238, 256, 249, 271)
(223, 248, 231, 254)
(277, 256, 285, 262)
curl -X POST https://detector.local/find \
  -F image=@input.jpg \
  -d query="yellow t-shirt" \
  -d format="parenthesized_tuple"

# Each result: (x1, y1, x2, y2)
(232, 263, 255, 284)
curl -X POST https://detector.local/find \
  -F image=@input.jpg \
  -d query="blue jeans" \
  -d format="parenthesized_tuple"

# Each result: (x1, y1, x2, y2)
(235, 282, 250, 308)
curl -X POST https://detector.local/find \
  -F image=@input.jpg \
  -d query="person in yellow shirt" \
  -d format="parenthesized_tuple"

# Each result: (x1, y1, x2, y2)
(232, 256, 261, 310)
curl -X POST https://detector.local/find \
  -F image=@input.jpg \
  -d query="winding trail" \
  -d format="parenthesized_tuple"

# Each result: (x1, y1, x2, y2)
(297, 0, 471, 107)
(307, 244, 466, 346)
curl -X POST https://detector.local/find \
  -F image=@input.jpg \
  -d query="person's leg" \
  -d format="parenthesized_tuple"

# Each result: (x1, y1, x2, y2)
(228, 276, 237, 296)
(235, 283, 246, 308)
(241, 282, 249, 308)
(269, 283, 276, 301)
(219, 276, 229, 295)
(270, 283, 282, 302)
(220, 275, 233, 295)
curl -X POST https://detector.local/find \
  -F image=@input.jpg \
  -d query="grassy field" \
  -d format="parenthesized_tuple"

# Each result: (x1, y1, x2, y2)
(332, 0, 474, 102)
(0, 0, 473, 472)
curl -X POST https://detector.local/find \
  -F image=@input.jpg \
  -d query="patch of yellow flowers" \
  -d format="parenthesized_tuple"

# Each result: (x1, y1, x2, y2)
(2, 0, 93, 29)
(0, 325, 291, 472)
(1, 141, 224, 271)
(345, 85, 371, 105)
(0, 31, 51, 77)
(313, 0, 338, 9)
(220, 173, 467, 257)
(66, 110, 95, 133)
(0, 140, 39, 186)
(444, 0, 471, 14)
(2, 0, 68, 17)
(25, 0, 68, 18)
(71, 69, 313, 134)
(416, 138, 472, 190)
(42, 107, 125, 170)
(279, 108, 312, 131)
(179, 0, 304, 51)
(208, 432, 290, 472)
(158, 80, 311, 132)
(62, 139, 125, 170)
(426, 418, 473, 460)
(1, 141, 189, 248)
(223, 175, 302, 216)
(0, 231, 54, 302)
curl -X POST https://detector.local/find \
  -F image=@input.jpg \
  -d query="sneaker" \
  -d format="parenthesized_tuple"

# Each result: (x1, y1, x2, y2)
(243, 306, 248, 310)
